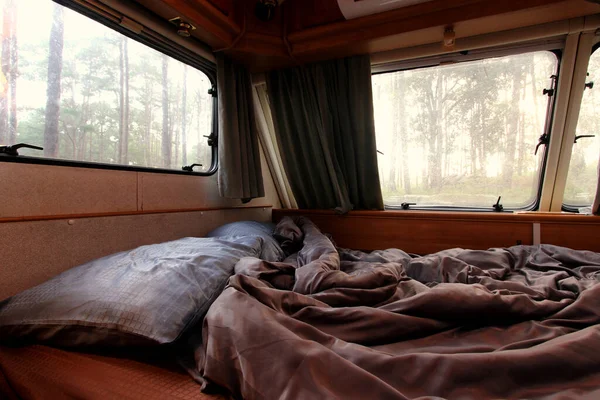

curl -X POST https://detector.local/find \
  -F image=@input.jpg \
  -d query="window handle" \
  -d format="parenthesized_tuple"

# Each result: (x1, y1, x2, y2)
(182, 163, 203, 172)
(401, 202, 415, 210)
(203, 133, 217, 147)
(574, 135, 595, 143)
(542, 88, 555, 97)
(492, 196, 504, 212)
(534, 134, 550, 155)
(0, 143, 43, 156)
(585, 81, 594, 90)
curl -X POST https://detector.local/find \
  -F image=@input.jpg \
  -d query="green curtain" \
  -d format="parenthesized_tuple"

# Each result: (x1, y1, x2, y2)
(216, 54, 264, 200)
(266, 55, 383, 212)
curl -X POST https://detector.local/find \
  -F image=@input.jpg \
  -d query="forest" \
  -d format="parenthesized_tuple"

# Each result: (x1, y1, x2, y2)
(373, 49, 600, 209)
(0, 0, 214, 173)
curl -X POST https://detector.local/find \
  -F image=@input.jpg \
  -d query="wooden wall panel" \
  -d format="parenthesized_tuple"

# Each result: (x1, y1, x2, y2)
(0, 207, 272, 300)
(541, 223, 600, 251)
(273, 210, 600, 254)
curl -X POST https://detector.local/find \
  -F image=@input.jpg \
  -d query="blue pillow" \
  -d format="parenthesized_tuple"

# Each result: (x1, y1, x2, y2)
(206, 221, 285, 262)
(0, 236, 262, 347)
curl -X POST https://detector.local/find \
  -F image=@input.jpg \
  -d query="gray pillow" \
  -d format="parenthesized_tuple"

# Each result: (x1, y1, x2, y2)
(206, 221, 285, 262)
(0, 236, 262, 347)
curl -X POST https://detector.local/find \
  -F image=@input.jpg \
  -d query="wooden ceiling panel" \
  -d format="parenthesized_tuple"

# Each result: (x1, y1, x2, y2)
(286, 0, 345, 32)
(208, 0, 234, 16)
(132, 0, 600, 72)
(287, 0, 568, 54)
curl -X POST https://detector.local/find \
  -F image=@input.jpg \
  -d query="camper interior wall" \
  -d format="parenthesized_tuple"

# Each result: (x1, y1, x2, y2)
(0, 150, 280, 301)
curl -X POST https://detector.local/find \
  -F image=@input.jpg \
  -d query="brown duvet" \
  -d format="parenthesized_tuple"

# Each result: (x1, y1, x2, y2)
(191, 217, 600, 399)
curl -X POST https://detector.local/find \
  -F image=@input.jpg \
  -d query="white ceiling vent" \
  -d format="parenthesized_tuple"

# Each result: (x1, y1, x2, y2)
(337, 0, 435, 20)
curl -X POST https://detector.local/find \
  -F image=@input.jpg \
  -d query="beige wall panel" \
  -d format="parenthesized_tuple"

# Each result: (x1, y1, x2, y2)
(0, 163, 138, 218)
(0, 207, 272, 300)
(140, 149, 281, 210)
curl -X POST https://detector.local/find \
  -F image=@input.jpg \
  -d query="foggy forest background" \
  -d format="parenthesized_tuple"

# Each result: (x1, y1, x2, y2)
(0, 0, 214, 173)
(373, 50, 600, 208)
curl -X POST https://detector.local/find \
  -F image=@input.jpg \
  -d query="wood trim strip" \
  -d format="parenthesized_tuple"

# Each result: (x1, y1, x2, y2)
(0, 205, 273, 224)
(272, 209, 600, 224)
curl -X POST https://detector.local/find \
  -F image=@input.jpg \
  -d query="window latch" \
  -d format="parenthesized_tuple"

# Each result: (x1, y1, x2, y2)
(584, 72, 594, 90)
(542, 75, 557, 97)
(574, 134, 595, 143)
(0, 143, 43, 156)
(534, 133, 550, 155)
(208, 85, 217, 97)
(542, 88, 555, 97)
(401, 202, 415, 210)
(182, 163, 203, 172)
(204, 133, 217, 147)
(492, 196, 504, 212)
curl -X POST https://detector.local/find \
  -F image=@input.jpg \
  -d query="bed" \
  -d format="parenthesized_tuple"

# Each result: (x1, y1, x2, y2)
(0, 345, 227, 400)
(2, 218, 600, 399)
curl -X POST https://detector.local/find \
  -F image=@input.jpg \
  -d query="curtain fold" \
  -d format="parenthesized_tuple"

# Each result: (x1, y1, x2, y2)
(217, 54, 264, 200)
(266, 55, 384, 213)
(253, 84, 298, 209)
(593, 159, 600, 215)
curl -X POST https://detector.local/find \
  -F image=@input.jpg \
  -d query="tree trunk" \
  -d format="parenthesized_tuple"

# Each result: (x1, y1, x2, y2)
(7, 0, 17, 144)
(503, 65, 524, 186)
(196, 91, 202, 160)
(181, 66, 188, 165)
(396, 74, 411, 194)
(388, 75, 399, 192)
(161, 54, 171, 168)
(43, 4, 64, 158)
(427, 72, 443, 190)
(118, 36, 129, 164)
(0, 0, 17, 143)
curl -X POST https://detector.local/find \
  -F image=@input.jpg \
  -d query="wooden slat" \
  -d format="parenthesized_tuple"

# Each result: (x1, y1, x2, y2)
(272, 209, 600, 254)
(0, 205, 272, 224)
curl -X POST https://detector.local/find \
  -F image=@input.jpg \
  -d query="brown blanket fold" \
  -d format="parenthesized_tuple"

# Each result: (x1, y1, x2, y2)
(193, 217, 600, 399)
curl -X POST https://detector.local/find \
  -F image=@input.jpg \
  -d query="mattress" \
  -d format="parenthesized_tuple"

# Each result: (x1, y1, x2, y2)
(0, 345, 228, 400)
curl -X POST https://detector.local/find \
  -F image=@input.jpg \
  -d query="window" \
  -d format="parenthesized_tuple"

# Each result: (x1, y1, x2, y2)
(373, 50, 559, 209)
(563, 47, 600, 208)
(0, 0, 215, 174)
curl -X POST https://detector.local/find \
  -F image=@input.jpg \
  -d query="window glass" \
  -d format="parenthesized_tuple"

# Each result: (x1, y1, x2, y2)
(0, 0, 214, 172)
(372, 51, 558, 208)
(563, 48, 600, 207)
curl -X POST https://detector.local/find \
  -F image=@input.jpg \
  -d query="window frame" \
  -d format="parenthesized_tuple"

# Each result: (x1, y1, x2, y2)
(562, 42, 600, 212)
(372, 45, 563, 212)
(0, 0, 218, 177)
